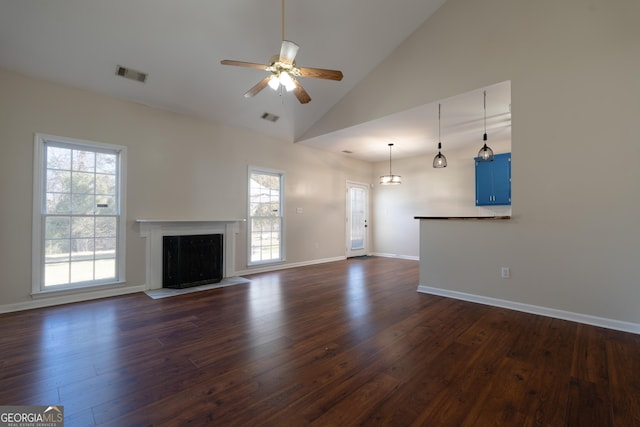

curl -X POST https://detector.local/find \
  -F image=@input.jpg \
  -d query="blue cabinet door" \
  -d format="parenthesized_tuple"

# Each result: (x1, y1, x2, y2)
(475, 160, 494, 205)
(475, 152, 511, 206)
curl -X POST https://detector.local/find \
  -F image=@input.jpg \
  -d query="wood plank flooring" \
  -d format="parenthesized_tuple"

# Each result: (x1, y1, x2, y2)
(1, 257, 639, 426)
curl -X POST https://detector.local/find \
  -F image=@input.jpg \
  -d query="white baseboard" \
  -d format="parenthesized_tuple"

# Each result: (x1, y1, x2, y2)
(235, 256, 346, 276)
(0, 284, 147, 314)
(235, 254, 419, 278)
(417, 285, 640, 335)
(371, 252, 419, 261)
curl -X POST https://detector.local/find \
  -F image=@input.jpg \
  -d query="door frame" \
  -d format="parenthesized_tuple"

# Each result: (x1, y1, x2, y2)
(345, 180, 370, 258)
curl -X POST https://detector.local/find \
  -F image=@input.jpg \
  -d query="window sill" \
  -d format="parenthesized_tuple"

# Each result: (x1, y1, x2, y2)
(32, 280, 127, 299)
(247, 259, 286, 268)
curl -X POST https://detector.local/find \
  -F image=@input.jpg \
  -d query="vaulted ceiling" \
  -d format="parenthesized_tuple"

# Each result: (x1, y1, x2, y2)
(0, 0, 510, 162)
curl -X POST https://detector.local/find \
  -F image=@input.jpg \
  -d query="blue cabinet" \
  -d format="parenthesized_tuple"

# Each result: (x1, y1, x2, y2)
(475, 152, 511, 206)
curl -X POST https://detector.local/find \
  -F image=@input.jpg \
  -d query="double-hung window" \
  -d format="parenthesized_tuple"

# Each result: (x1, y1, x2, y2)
(33, 134, 126, 293)
(248, 167, 284, 265)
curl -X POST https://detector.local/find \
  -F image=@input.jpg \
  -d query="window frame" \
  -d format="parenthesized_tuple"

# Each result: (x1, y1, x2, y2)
(32, 133, 127, 295)
(247, 166, 285, 266)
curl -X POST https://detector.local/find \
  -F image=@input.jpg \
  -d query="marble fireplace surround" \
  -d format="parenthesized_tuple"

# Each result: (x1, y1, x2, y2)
(136, 219, 245, 290)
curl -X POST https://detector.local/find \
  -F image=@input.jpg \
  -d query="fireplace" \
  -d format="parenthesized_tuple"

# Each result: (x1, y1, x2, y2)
(163, 234, 223, 288)
(137, 219, 244, 290)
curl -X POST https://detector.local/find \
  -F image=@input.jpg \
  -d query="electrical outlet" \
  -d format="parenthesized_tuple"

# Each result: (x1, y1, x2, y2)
(501, 267, 510, 279)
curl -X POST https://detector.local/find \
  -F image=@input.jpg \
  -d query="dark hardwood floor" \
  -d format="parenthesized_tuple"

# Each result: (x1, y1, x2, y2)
(1, 257, 639, 426)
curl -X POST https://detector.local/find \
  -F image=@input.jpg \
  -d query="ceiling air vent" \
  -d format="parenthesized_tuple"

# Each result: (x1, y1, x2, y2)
(261, 112, 280, 123)
(342, 150, 353, 154)
(116, 65, 147, 83)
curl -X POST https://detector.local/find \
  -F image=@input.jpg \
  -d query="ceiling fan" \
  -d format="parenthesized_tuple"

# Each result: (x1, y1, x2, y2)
(220, 0, 343, 104)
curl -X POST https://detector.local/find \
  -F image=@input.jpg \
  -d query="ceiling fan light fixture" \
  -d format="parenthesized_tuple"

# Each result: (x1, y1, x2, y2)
(268, 75, 280, 90)
(279, 71, 296, 91)
(219, 0, 342, 104)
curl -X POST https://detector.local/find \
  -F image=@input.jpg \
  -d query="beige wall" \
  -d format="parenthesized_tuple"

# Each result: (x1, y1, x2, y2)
(0, 69, 372, 310)
(372, 139, 511, 259)
(2, 0, 639, 328)
(309, 0, 640, 326)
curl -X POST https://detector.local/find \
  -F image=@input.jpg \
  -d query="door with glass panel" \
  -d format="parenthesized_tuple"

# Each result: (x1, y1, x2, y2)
(346, 181, 369, 257)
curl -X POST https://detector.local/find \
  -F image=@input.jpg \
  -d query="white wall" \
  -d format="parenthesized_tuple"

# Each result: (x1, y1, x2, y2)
(310, 0, 640, 327)
(0, 69, 372, 311)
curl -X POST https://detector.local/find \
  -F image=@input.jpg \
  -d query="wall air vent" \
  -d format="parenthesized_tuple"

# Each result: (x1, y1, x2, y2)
(261, 112, 280, 123)
(342, 150, 353, 154)
(116, 65, 147, 83)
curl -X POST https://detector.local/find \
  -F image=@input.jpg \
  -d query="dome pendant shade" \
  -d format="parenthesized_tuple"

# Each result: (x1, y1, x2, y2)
(478, 139, 494, 162)
(433, 142, 447, 168)
(380, 143, 401, 185)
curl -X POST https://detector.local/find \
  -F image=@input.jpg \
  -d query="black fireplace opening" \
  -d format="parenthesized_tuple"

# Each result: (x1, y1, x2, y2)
(163, 234, 223, 289)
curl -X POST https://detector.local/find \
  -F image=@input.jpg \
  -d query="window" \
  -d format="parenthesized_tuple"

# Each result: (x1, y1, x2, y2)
(33, 134, 126, 293)
(248, 167, 284, 265)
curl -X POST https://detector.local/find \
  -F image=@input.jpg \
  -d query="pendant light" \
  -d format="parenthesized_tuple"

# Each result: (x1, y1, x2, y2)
(433, 103, 447, 168)
(380, 143, 401, 185)
(477, 90, 494, 161)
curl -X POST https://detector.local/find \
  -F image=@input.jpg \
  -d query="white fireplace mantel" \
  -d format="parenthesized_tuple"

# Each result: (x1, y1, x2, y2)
(136, 219, 245, 290)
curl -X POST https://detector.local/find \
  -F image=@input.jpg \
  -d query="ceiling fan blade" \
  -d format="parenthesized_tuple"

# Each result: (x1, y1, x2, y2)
(298, 67, 343, 81)
(244, 76, 272, 98)
(292, 79, 311, 104)
(221, 60, 269, 70)
(279, 40, 299, 65)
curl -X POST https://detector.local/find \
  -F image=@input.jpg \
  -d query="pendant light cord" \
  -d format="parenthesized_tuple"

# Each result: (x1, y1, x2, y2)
(483, 90, 487, 141)
(438, 103, 441, 144)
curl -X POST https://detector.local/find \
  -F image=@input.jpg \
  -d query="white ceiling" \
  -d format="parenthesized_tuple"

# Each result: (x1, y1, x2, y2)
(0, 0, 510, 162)
(300, 81, 512, 162)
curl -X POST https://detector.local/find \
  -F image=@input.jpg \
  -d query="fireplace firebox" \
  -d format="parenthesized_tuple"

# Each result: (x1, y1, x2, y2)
(162, 234, 223, 288)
